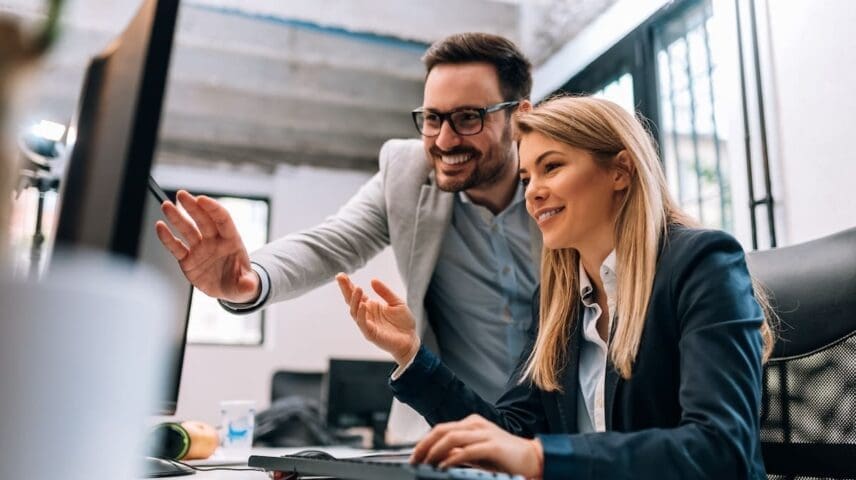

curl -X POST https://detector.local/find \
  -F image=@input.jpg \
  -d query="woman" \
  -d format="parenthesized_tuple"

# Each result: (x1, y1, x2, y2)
(336, 96, 773, 479)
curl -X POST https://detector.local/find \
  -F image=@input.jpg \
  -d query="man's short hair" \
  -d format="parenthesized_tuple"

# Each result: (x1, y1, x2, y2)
(422, 33, 532, 102)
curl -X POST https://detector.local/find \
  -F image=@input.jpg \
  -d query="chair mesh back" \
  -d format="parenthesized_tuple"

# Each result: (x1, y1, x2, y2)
(768, 477, 845, 480)
(761, 333, 856, 479)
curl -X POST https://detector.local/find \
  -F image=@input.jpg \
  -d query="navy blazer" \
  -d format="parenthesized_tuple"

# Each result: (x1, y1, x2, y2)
(391, 227, 766, 479)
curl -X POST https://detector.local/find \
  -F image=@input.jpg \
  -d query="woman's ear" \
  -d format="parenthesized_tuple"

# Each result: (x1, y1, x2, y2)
(517, 99, 533, 114)
(613, 150, 635, 191)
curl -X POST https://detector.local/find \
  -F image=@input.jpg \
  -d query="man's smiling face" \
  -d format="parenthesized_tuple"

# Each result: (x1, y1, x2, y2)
(421, 62, 516, 193)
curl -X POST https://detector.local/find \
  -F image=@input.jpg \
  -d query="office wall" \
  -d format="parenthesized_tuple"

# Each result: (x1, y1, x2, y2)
(154, 161, 404, 425)
(759, 0, 856, 244)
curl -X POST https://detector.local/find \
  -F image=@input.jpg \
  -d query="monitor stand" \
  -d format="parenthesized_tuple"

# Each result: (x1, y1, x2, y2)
(370, 412, 388, 450)
(142, 457, 195, 477)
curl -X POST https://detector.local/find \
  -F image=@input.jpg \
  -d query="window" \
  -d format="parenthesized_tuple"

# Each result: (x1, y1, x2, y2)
(9, 180, 270, 344)
(593, 72, 635, 115)
(654, 1, 732, 231)
(174, 193, 271, 346)
(560, 0, 775, 247)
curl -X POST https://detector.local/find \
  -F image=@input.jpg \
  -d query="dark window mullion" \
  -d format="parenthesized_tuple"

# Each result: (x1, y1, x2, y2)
(748, 0, 777, 247)
(634, 31, 662, 143)
(734, 0, 759, 248)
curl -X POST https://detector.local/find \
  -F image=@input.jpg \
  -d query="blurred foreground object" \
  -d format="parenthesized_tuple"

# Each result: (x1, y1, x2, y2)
(0, 0, 63, 257)
(0, 249, 174, 479)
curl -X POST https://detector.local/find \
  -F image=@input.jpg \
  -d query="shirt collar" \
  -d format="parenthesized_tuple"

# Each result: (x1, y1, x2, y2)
(458, 180, 526, 209)
(578, 250, 617, 301)
(457, 181, 526, 226)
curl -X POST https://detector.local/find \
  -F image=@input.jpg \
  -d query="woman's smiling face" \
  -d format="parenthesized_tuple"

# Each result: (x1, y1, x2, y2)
(518, 132, 623, 251)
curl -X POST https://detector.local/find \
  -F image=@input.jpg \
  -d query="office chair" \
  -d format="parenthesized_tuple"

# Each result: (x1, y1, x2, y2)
(746, 227, 856, 479)
(254, 370, 329, 447)
(270, 370, 324, 403)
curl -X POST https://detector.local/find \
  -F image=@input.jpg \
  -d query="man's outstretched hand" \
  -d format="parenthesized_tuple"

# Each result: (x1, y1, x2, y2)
(155, 190, 260, 304)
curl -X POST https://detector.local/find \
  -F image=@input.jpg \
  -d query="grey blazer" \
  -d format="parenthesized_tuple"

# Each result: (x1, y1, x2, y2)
(251, 138, 541, 440)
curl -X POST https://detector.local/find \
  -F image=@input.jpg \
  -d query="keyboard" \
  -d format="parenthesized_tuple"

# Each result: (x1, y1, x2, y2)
(248, 454, 526, 480)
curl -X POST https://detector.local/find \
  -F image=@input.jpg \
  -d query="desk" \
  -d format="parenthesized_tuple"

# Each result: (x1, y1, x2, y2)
(188, 446, 386, 479)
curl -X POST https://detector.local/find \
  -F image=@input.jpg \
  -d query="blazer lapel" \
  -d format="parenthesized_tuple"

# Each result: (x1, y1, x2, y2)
(555, 307, 584, 433)
(604, 322, 621, 431)
(405, 183, 454, 335)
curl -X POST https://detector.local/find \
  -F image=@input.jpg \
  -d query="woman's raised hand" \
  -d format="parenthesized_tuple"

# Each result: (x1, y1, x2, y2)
(335, 273, 420, 366)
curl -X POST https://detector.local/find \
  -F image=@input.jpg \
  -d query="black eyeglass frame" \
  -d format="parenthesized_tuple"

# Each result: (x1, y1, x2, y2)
(411, 100, 520, 137)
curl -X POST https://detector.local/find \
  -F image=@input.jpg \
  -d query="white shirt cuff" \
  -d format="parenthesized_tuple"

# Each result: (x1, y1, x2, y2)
(390, 349, 418, 380)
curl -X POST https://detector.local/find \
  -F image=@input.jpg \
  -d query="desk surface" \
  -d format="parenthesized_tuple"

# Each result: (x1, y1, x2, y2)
(184, 446, 405, 479)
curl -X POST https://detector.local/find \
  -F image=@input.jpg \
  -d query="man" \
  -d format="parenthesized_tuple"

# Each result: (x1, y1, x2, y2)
(155, 33, 541, 442)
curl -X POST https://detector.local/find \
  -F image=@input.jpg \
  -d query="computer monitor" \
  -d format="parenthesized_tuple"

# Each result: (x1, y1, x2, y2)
(53, 0, 181, 405)
(54, 0, 178, 260)
(139, 180, 193, 416)
(325, 359, 396, 449)
(49, 0, 190, 476)
(138, 181, 195, 477)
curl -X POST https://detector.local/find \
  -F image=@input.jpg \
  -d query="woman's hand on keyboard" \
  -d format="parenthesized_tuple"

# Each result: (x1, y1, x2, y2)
(411, 414, 544, 478)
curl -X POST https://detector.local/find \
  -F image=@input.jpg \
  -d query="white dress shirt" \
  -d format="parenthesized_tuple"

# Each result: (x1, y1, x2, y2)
(576, 251, 617, 433)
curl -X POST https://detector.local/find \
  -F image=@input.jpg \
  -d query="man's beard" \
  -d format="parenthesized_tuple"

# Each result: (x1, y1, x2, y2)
(431, 126, 514, 193)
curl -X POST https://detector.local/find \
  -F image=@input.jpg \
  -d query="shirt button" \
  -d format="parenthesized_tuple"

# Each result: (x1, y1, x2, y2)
(502, 266, 510, 275)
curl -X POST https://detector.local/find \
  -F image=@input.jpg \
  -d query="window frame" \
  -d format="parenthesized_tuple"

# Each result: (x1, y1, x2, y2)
(559, 5, 664, 147)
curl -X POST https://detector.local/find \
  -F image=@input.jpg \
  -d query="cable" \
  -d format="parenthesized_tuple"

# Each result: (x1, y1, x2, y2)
(168, 459, 298, 480)
(166, 458, 266, 473)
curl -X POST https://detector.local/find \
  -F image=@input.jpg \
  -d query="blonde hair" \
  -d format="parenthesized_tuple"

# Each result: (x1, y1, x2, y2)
(515, 96, 774, 390)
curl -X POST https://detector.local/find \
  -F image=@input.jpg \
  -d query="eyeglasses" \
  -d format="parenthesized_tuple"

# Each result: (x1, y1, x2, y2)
(411, 100, 520, 137)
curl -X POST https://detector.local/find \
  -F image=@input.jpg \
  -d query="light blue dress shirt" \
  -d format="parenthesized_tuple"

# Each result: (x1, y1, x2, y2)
(576, 251, 617, 433)
(424, 183, 539, 402)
